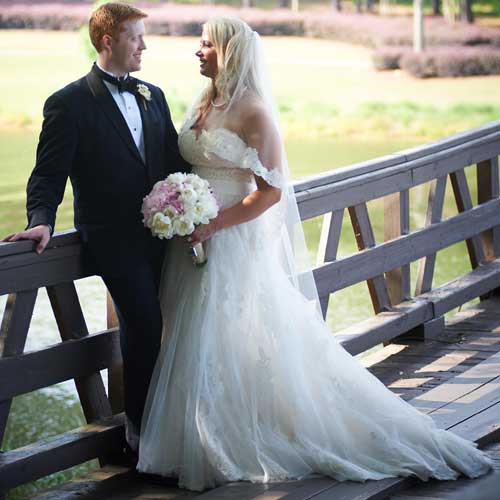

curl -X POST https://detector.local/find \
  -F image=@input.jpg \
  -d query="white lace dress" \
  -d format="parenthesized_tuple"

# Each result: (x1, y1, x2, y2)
(137, 124, 492, 491)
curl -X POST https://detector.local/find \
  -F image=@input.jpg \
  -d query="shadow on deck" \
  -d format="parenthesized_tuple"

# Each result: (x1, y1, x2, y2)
(28, 297, 500, 500)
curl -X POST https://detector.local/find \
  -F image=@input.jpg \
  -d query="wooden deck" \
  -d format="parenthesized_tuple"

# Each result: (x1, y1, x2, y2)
(30, 296, 500, 500)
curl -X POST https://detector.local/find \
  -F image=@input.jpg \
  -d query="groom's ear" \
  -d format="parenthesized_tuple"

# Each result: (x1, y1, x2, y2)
(101, 34, 113, 53)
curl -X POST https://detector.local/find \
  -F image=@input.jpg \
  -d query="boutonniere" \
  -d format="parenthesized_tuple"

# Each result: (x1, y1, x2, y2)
(137, 84, 152, 110)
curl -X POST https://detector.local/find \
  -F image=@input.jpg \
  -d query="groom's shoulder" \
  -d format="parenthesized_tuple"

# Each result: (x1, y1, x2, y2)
(46, 76, 91, 108)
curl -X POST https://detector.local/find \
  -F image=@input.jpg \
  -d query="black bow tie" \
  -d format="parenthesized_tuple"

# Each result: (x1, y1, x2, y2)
(92, 63, 137, 94)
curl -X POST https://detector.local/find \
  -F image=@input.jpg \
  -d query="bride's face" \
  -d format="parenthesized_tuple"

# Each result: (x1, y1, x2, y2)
(195, 30, 218, 79)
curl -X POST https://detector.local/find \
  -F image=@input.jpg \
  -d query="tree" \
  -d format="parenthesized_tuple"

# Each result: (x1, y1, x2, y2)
(413, 0, 425, 52)
(460, 0, 474, 22)
(432, 0, 441, 15)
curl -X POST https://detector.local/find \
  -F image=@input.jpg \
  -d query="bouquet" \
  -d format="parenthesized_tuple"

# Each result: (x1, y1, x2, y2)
(141, 172, 219, 266)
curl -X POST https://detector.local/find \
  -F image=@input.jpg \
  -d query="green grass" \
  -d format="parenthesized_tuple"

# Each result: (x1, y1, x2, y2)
(1, 31, 500, 139)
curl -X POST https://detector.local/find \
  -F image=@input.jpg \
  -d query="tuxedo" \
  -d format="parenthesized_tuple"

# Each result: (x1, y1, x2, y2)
(26, 64, 190, 432)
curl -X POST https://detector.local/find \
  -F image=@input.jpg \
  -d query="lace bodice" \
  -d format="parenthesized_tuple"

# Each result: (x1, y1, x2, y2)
(178, 124, 284, 189)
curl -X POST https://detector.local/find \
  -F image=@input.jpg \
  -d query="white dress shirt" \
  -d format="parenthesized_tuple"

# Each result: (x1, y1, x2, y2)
(97, 63, 146, 163)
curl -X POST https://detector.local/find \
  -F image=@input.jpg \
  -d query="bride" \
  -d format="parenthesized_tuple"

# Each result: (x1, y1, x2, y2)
(137, 16, 492, 491)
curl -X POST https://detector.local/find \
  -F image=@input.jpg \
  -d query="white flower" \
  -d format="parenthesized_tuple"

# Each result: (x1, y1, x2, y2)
(167, 172, 186, 185)
(180, 186, 198, 206)
(137, 83, 152, 101)
(151, 212, 173, 239)
(173, 215, 195, 236)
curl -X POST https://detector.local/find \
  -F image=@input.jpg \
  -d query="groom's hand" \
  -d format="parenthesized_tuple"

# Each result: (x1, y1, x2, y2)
(2, 225, 51, 255)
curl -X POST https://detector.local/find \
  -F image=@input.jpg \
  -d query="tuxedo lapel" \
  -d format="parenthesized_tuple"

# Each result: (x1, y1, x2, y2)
(86, 70, 144, 164)
(137, 92, 163, 184)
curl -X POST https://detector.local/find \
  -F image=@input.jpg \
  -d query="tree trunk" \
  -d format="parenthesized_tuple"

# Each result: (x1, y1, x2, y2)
(432, 0, 441, 15)
(278, 0, 289, 7)
(332, 0, 342, 11)
(460, 0, 474, 22)
(242, 0, 254, 6)
(355, 0, 362, 12)
(366, 0, 374, 12)
(413, 0, 425, 52)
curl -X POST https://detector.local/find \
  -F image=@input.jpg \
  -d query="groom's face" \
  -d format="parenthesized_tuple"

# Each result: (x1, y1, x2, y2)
(109, 18, 147, 74)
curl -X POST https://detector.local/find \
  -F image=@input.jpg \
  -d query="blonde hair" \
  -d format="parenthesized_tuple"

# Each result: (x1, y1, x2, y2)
(196, 17, 262, 120)
(89, 2, 147, 52)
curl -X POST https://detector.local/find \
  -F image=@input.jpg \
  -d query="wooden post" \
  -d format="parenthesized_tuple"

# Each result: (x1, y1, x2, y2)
(450, 169, 486, 269)
(384, 191, 410, 305)
(47, 283, 113, 424)
(477, 158, 500, 261)
(415, 176, 447, 296)
(0, 291, 37, 446)
(106, 291, 123, 415)
(348, 203, 392, 314)
(317, 210, 344, 319)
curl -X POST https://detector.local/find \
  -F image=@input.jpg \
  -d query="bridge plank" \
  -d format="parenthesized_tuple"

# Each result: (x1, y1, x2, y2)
(348, 203, 391, 314)
(250, 478, 338, 499)
(477, 157, 500, 261)
(415, 176, 447, 295)
(294, 121, 500, 194)
(337, 299, 433, 356)
(48, 283, 113, 423)
(384, 190, 410, 304)
(0, 244, 91, 295)
(0, 290, 37, 446)
(296, 129, 500, 220)
(0, 414, 125, 491)
(410, 351, 500, 416)
(0, 328, 121, 401)
(450, 169, 486, 268)
(312, 198, 500, 296)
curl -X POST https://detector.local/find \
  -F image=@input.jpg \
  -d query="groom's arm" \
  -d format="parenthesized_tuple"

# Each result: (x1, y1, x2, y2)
(158, 88, 191, 174)
(26, 93, 77, 232)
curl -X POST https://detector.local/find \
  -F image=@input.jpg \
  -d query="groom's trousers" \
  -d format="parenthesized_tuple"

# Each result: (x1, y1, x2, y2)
(78, 223, 166, 432)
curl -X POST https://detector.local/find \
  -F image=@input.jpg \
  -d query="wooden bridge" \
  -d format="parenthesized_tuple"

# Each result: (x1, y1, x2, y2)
(1, 121, 500, 499)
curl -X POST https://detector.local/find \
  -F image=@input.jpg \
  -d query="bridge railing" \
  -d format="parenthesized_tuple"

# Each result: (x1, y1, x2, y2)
(0, 121, 499, 497)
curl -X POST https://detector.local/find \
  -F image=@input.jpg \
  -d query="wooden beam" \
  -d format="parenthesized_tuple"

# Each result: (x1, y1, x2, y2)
(337, 299, 433, 355)
(348, 203, 391, 314)
(477, 157, 500, 261)
(0, 414, 125, 491)
(419, 259, 500, 317)
(106, 291, 124, 415)
(415, 176, 447, 296)
(317, 209, 344, 265)
(0, 290, 37, 446)
(296, 130, 500, 220)
(0, 329, 121, 401)
(47, 283, 113, 423)
(450, 168, 486, 269)
(0, 245, 90, 295)
(384, 190, 411, 304)
(311, 197, 500, 297)
(294, 121, 500, 195)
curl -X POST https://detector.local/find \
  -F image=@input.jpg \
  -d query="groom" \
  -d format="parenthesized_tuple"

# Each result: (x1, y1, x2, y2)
(3, 3, 189, 454)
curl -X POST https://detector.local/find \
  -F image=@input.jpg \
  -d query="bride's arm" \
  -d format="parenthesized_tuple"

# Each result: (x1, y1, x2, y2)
(189, 106, 282, 245)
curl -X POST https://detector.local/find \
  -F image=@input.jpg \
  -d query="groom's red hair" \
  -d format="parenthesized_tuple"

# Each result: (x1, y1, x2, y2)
(89, 2, 147, 52)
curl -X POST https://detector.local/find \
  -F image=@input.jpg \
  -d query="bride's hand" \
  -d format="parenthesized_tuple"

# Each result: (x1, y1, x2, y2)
(188, 217, 221, 246)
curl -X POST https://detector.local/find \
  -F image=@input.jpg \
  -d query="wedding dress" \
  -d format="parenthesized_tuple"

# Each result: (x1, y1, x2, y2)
(136, 119, 492, 491)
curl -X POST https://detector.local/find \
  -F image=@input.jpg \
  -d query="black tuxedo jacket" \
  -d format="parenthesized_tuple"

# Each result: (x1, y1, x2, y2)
(26, 67, 190, 232)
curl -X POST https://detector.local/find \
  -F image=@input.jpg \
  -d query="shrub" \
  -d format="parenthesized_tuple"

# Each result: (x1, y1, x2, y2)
(372, 46, 412, 70)
(400, 46, 500, 78)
